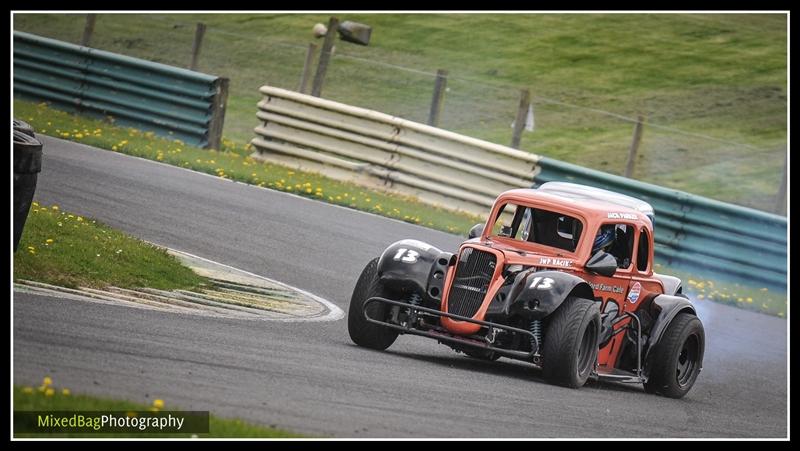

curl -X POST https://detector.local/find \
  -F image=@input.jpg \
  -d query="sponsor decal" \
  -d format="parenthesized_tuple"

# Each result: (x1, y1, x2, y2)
(627, 282, 642, 304)
(589, 282, 624, 294)
(607, 212, 639, 220)
(538, 257, 573, 267)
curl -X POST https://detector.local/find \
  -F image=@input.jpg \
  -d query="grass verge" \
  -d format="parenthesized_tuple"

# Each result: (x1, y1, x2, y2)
(13, 381, 302, 438)
(13, 202, 208, 291)
(654, 264, 786, 318)
(14, 99, 483, 236)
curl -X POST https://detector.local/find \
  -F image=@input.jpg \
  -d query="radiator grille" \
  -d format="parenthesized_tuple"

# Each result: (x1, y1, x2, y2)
(446, 248, 496, 318)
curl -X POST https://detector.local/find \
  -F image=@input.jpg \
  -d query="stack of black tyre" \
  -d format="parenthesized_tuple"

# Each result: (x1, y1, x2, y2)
(13, 119, 43, 252)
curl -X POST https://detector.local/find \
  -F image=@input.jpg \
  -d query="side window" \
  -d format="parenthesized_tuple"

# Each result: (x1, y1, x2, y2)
(600, 223, 634, 269)
(637, 228, 650, 272)
(614, 224, 634, 269)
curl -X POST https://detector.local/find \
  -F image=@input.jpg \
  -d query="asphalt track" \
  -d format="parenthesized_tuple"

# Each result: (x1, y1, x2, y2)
(13, 137, 788, 438)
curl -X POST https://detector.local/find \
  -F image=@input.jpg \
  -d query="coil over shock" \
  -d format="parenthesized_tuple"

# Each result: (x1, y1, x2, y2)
(529, 319, 542, 354)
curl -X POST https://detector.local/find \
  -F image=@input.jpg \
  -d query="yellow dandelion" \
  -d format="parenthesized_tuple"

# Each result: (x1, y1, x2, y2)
(46, 239, 54, 244)
(77, 217, 83, 222)
(112, 145, 118, 151)
(62, 388, 71, 396)
(152, 399, 164, 409)
(51, 205, 59, 211)
(43, 376, 52, 386)
(45, 388, 55, 397)
(22, 387, 33, 394)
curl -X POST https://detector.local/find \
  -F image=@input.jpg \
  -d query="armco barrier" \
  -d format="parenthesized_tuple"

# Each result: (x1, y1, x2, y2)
(251, 86, 787, 291)
(13, 31, 229, 149)
(535, 158, 787, 290)
(250, 86, 540, 215)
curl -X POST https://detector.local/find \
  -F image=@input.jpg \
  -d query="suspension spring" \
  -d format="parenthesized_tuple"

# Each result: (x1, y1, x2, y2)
(408, 293, 422, 306)
(529, 319, 542, 352)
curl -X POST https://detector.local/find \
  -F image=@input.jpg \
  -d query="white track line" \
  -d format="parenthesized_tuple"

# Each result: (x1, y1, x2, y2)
(163, 246, 345, 322)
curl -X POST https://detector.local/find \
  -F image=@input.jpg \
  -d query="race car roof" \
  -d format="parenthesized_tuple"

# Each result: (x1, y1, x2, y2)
(535, 181, 655, 222)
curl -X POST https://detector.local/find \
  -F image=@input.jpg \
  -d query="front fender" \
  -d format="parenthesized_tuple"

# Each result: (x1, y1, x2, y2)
(487, 269, 595, 320)
(376, 239, 454, 303)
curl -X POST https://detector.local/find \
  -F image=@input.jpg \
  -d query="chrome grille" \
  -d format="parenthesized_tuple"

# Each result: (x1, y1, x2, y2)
(446, 248, 496, 318)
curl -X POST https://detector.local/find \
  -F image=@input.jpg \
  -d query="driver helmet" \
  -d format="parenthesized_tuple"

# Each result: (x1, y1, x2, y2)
(592, 224, 616, 254)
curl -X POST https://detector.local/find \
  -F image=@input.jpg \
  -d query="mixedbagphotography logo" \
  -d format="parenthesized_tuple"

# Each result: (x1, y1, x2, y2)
(14, 411, 209, 434)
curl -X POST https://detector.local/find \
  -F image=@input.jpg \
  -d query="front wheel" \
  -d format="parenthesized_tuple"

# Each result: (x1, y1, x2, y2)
(542, 296, 601, 388)
(644, 313, 704, 398)
(347, 258, 399, 350)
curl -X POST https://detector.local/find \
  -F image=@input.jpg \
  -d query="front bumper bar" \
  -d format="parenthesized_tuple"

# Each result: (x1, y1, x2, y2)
(363, 297, 539, 362)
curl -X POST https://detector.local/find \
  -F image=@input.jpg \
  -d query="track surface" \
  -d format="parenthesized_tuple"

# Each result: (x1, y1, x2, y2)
(13, 137, 788, 438)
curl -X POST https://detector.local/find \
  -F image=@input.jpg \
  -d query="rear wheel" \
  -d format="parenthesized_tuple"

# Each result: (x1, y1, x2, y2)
(347, 258, 399, 350)
(542, 297, 601, 388)
(644, 313, 704, 398)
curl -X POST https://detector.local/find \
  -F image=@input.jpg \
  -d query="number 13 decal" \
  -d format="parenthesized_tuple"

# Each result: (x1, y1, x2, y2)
(393, 248, 420, 263)
(529, 276, 554, 290)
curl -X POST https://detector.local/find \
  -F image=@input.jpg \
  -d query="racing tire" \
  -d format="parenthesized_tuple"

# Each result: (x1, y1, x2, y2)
(347, 257, 399, 350)
(643, 313, 704, 399)
(542, 296, 601, 388)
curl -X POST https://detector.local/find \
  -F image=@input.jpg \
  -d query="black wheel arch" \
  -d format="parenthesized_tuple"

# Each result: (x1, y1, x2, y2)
(486, 269, 596, 321)
(643, 294, 703, 376)
(375, 239, 454, 304)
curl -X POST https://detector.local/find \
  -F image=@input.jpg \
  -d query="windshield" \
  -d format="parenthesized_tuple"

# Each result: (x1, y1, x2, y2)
(490, 203, 584, 253)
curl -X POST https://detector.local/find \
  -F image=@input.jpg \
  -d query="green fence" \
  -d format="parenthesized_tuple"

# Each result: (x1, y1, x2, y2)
(13, 31, 229, 149)
(535, 158, 787, 291)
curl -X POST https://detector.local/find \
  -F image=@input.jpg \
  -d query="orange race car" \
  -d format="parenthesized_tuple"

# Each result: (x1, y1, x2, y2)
(348, 182, 705, 398)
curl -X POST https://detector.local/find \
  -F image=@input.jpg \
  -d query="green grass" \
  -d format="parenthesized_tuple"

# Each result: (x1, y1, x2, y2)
(14, 99, 483, 235)
(14, 201, 208, 291)
(13, 383, 302, 438)
(655, 264, 786, 318)
(12, 12, 787, 212)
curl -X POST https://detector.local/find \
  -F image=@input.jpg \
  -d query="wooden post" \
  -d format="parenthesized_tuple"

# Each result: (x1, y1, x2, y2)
(80, 14, 97, 47)
(510, 88, 530, 149)
(297, 43, 318, 94)
(775, 153, 787, 215)
(207, 77, 230, 150)
(427, 69, 448, 127)
(189, 23, 206, 71)
(311, 17, 339, 98)
(624, 115, 646, 178)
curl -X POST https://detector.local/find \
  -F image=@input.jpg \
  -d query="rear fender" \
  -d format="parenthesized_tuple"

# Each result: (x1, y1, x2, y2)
(376, 239, 454, 303)
(643, 294, 698, 368)
(491, 269, 595, 320)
